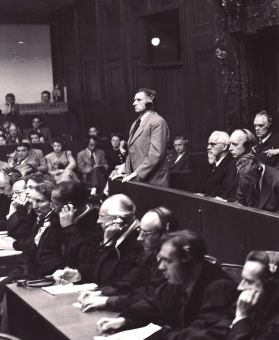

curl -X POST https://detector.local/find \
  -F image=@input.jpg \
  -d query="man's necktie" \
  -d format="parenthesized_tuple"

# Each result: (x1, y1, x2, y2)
(212, 163, 216, 173)
(91, 152, 95, 166)
(130, 117, 141, 139)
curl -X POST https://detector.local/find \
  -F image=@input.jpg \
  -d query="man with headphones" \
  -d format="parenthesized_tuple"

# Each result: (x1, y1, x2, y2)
(218, 129, 256, 202)
(77, 207, 178, 312)
(96, 230, 237, 339)
(23, 115, 52, 143)
(168, 136, 190, 172)
(236, 154, 279, 212)
(123, 88, 170, 187)
(228, 250, 279, 339)
(253, 110, 279, 169)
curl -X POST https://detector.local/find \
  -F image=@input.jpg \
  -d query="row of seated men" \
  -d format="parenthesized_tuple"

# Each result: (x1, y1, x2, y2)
(195, 110, 279, 213)
(1, 91, 55, 116)
(0, 175, 278, 339)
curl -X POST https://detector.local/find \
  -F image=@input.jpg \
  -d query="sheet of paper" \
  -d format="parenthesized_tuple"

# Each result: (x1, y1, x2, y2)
(93, 323, 161, 340)
(42, 283, 97, 295)
(0, 250, 22, 257)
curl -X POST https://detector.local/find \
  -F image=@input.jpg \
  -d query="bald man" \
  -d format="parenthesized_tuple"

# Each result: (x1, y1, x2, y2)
(218, 129, 256, 202)
(197, 131, 233, 197)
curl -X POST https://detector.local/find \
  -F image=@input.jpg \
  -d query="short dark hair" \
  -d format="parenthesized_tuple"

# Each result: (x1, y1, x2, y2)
(162, 230, 207, 263)
(136, 88, 156, 100)
(87, 135, 98, 145)
(24, 172, 46, 184)
(17, 142, 31, 151)
(41, 91, 51, 97)
(52, 137, 65, 150)
(236, 154, 262, 172)
(5, 93, 15, 101)
(2, 168, 22, 186)
(29, 130, 43, 139)
(52, 181, 87, 209)
(32, 115, 42, 123)
(34, 182, 55, 201)
(111, 132, 123, 141)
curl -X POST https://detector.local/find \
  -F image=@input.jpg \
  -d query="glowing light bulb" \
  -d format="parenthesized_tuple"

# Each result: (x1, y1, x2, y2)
(151, 38, 160, 46)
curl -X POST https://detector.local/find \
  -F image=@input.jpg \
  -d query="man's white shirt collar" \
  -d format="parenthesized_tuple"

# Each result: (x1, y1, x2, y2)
(258, 164, 265, 190)
(215, 154, 226, 167)
(260, 133, 271, 144)
(175, 152, 186, 163)
(140, 111, 151, 123)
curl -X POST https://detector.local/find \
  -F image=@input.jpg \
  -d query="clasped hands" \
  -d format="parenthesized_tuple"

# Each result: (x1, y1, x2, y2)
(78, 290, 108, 312)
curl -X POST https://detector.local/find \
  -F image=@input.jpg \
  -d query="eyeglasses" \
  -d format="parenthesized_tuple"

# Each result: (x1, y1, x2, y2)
(207, 142, 224, 148)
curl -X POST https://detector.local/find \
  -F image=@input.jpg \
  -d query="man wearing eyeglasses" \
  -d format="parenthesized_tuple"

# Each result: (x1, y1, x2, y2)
(197, 131, 233, 197)
(52, 194, 143, 286)
(77, 207, 178, 312)
(236, 154, 279, 212)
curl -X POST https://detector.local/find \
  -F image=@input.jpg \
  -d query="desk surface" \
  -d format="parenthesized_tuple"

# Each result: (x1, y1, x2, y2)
(7, 283, 118, 340)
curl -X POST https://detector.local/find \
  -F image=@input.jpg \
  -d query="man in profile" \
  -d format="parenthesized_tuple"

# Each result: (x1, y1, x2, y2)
(168, 136, 189, 172)
(123, 88, 170, 188)
(96, 230, 237, 339)
(228, 250, 279, 339)
(197, 131, 232, 197)
(236, 154, 279, 212)
(218, 129, 256, 202)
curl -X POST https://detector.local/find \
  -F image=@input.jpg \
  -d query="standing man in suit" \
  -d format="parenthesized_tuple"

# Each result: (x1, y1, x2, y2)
(77, 135, 109, 196)
(197, 131, 232, 197)
(236, 154, 279, 212)
(218, 129, 256, 202)
(168, 136, 190, 172)
(123, 88, 170, 188)
(253, 110, 279, 169)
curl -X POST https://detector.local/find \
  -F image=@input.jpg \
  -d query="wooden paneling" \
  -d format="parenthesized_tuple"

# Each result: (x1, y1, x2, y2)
(193, 0, 213, 34)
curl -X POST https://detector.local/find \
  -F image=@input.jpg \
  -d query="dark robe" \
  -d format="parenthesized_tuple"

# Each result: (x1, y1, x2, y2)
(168, 152, 190, 173)
(254, 132, 279, 169)
(0, 194, 11, 231)
(120, 261, 238, 340)
(197, 153, 233, 197)
(59, 206, 103, 267)
(77, 222, 143, 286)
(236, 165, 279, 212)
(7, 206, 37, 251)
(100, 249, 166, 311)
(219, 160, 239, 202)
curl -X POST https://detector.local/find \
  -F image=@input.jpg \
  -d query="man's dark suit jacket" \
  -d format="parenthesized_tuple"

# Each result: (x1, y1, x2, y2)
(197, 153, 233, 197)
(219, 160, 239, 202)
(120, 261, 237, 340)
(168, 152, 190, 173)
(254, 132, 279, 169)
(236, 165, 279, 212)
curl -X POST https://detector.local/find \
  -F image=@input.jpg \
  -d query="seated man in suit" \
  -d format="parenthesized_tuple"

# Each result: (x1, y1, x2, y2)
(53, 194, 143, 286)
(6, 123, 22, 144)
(168, 136, 190, 172)
(23, 115, 52, 143)
(236, 154, 279, 212)
(253, 110, 279, 169)
(228, 250, 279, 340)
(77, 135, 109, 196)
(12, 142, 47, 175)
(77, 207, 178, 312)
(96, 230, 237, 339)
(197, 131, 232, 197)
(218, 129, 256, 202)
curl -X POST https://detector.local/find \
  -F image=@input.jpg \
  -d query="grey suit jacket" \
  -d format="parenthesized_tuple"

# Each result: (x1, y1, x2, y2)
(126, 111, 170, 188)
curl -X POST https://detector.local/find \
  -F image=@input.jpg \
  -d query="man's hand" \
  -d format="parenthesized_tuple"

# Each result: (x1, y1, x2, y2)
(111, 174, 125, 181)
(59, 204, 75, 228)
(81, 296, 108, 312)
(264, 149, 279, 157)
(52, 267, 81, 284)
(215, 196, 227, 201)
(236, 289, 261, 319)
(96, 317, 127, 334)
(11, 193, 28, 209)
(78, 290, 102, 304)
(122, 172, 137, 183)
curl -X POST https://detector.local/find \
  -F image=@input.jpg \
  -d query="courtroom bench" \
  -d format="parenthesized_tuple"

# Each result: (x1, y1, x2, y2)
(109, 179, 279, 265)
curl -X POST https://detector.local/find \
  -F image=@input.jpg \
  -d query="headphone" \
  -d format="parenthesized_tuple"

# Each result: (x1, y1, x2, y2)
(145, 95, 154, 109)
(240, 129, 251, 150)
(152, 207, 170, 234)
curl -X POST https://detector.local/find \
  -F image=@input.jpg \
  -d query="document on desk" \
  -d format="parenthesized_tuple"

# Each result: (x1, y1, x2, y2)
(0, 250, 22, 257)
(93, 323, 161, 340)
(42, 283, 97, 295)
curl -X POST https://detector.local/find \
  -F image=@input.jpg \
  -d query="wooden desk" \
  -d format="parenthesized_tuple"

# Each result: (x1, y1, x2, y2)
(7, 283, 118, 340)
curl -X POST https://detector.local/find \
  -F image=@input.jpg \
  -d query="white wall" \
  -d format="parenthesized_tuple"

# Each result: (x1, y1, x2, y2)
(0, 24, 53, 104)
